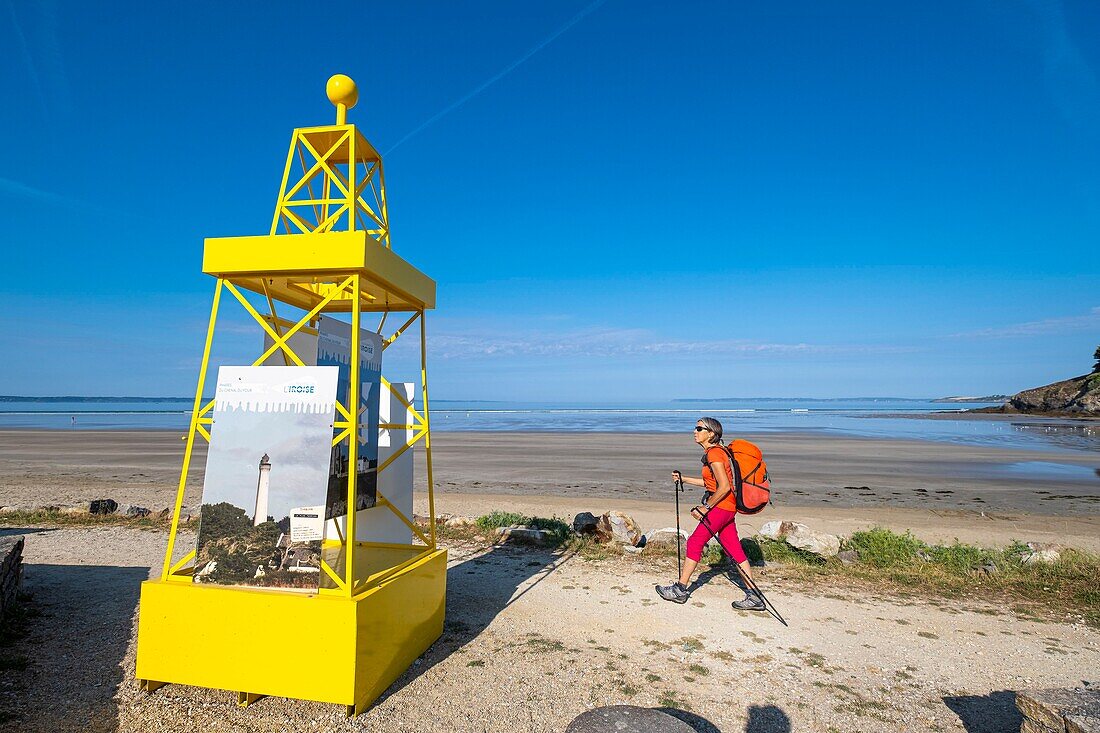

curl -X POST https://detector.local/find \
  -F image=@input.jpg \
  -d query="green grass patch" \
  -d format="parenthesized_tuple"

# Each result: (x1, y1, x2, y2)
(846, 527, 926, 568)
(474, 511, 528, 531)
(758, 537, 827, 566)
(473, 512, 572, 547)
(779, 527, 1100, 628)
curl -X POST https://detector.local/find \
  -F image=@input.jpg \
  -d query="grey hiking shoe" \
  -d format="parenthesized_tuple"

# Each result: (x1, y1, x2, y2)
(732, 590, 766, 611)
(655, 582, 690, 604)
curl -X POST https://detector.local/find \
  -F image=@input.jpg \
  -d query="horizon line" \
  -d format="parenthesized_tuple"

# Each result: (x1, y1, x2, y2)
(0, 394, 1009, 403)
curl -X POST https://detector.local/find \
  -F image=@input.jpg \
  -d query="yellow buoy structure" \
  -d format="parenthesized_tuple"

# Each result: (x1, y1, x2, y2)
(135, 75, 444, 716)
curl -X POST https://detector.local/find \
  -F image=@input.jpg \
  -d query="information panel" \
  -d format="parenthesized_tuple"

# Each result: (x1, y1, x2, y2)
(194, 366, 338, 590)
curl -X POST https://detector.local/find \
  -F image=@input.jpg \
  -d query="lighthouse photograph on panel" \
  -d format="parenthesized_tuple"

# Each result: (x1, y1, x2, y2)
(194, 365, 338, 590)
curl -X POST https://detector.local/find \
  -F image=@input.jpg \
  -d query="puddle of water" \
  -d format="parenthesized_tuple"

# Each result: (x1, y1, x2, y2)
(1002, 462, 1099, 480)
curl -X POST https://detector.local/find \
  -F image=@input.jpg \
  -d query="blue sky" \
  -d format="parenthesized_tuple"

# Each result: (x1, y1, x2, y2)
(1, 0, 1098, 401)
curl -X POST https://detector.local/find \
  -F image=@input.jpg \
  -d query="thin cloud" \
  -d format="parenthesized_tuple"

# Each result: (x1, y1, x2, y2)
(950, 306, 1100, 338)
(389, 326, 916, 360)
(4, 0, 71, 126)
(1026, 0, 1100, 127)
(383, 0, 607, 155)
(0, 176, 112, 216)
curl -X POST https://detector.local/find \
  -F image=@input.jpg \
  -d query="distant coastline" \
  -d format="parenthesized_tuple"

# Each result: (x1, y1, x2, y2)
(672, 397, 938, 403)
(932, 395, 1010, 403)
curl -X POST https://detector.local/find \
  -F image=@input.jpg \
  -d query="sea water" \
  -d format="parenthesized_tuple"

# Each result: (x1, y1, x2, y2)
(1, 397, 1097, 456)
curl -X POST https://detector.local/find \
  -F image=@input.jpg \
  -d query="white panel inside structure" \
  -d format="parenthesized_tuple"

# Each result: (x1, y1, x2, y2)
(325, 382, 415, 545)
(261, 328, 319, 367)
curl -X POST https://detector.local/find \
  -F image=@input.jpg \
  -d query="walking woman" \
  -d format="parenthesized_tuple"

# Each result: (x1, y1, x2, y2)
(656, 417, 765, 610)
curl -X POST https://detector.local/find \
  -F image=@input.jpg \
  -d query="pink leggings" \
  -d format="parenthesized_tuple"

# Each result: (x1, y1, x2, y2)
(685, 507, 747, 564)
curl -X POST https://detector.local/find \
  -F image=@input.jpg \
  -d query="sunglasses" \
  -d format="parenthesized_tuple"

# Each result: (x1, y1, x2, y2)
(694, 426, 710, 432)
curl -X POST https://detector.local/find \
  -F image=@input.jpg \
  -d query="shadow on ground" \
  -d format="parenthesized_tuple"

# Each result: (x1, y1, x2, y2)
(693, 563, 745, 594)
(659, 706, 724, 732)
(0, 563, 148, 733)
(373, 540, 567, 706)
(743, 704, 792, 732)
(943, 691, 1022, 733)
(658, 703, 791, 733)
(0, 527, 56, 538)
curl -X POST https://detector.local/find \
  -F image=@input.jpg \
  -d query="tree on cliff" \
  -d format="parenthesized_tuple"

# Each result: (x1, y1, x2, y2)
(1093, 345, 1100, 373)
(197, 501, 252, 544)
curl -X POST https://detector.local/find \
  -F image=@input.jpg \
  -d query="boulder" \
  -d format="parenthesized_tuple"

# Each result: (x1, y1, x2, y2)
(445, 516, 476, 528)
(622, 544, 644, 555)
(496, 527, 554, 545)
(594, 511, 643, 546)
(837, 549, 860, 565)
(1016, 688, 1100, 733)
(572, 512, 599, 535)
(759, 520, 809, 541)
(1023, 549, 1061, 565)
(89, 499, 118, 515)
(785, 525, 840, 557)
(645, 527, 689, 546)
(567, 705, 696, 733)
(116, 504, 151, 518)
(740, 538, 766, 567)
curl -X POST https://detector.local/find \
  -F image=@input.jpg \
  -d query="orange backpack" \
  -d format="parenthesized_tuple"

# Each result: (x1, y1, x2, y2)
(706, 439, 771, 514)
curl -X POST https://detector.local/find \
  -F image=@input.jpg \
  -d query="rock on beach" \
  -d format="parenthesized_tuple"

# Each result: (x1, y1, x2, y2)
(594, 511, 643, 546)
(759, 520, 841, 557)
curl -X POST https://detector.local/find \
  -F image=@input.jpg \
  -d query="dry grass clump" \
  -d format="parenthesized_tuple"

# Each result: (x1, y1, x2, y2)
(0, 508, 172, 529)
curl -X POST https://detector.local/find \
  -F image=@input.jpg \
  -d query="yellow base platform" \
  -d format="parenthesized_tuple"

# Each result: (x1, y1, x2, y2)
(136, 547, 446, 715)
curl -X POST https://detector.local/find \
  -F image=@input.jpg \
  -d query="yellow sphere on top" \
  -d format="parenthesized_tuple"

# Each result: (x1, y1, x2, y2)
(326, 74, 359, 109)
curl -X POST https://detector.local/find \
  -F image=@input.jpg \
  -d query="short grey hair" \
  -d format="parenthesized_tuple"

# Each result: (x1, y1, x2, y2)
(698, 416, 723, 444)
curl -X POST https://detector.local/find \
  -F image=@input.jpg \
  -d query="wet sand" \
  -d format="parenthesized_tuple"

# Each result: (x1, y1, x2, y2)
(0, 428, 1097, 547)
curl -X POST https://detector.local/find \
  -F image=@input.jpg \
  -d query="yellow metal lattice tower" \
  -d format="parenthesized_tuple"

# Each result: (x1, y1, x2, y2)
(135, 75, 444, 716)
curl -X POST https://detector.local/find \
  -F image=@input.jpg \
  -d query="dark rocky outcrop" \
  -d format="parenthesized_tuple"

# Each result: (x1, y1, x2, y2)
(974, 373, 1100, 416)
(1011, 373, 1100, 414)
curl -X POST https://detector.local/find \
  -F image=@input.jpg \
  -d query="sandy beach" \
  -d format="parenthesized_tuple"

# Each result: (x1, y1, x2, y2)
(0, 428, 1097, 549)
(2, 429, 1098, 730)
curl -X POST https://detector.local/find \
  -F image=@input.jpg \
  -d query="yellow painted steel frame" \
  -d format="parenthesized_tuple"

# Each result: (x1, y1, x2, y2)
(137, 93, 441, 716)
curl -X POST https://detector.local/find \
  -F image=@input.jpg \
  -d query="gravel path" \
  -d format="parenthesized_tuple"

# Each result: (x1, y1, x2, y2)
(1, 526, 1097, 732)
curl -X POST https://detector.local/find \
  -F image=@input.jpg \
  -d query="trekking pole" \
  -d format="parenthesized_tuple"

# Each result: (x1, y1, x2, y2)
(695, 509, 788, 627)
(672, 472, 685, 579)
